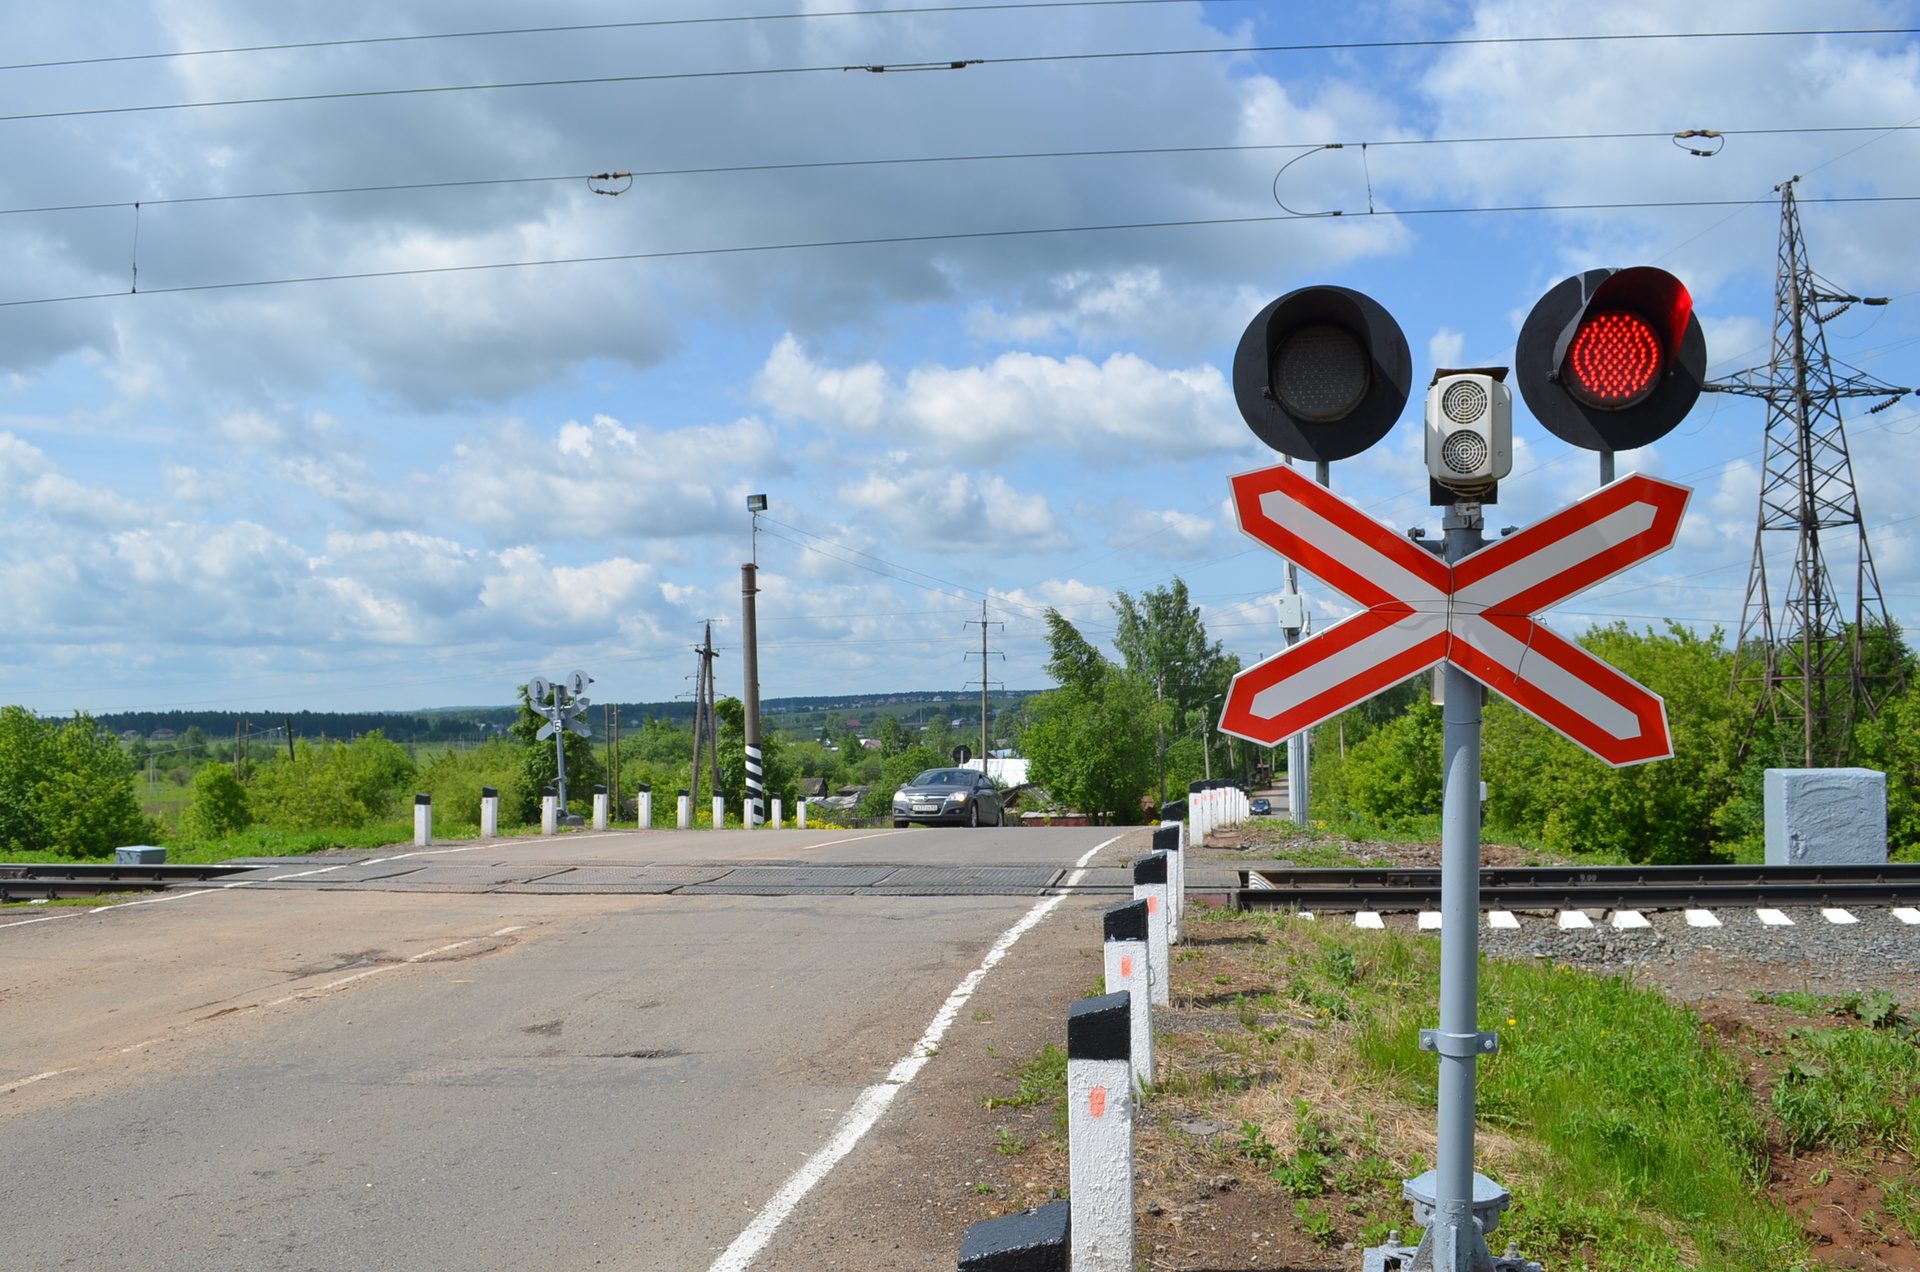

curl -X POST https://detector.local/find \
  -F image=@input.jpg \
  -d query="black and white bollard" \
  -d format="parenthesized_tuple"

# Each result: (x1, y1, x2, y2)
(1132, 852, 1172, 1006)
(413, 793, 431, 846)
(1068, 992, 1135, 1272)
(797, 799, 808, 829)
(676, 787, 691, 830)
(711, 794, 725, 830)
(541, 785, 558, 836)
(636, 782, 652, 830)
(1152, 822, 1184, 943)
(1103, 899, 1154, 1093)
(480, 785, 499, 838)
(592, 784, 608, 830)
(957, 1200, 1070, 1272)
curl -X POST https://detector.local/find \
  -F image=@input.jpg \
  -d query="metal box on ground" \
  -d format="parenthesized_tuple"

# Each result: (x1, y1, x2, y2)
(1765, 768, 1887, 866)
(115, 845, 167, 865)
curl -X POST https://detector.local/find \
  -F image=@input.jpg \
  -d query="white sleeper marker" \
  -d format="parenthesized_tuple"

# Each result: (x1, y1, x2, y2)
(1417, 911, 1442, 931)
(1557, 910, 1593, 929)
(1354, 911, 1385, 930)
(1821, 908, 1858, 925)
(1685, 909, 1721, 927)
(1756, 909, 1794, 927)
(1487, 911, 1520, 930)
(1893, 907, 1920, 925)
(1611, 910, 1651, 929)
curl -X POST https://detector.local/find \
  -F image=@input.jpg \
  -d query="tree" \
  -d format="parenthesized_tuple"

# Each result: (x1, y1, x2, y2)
(1022, 610, 1164, 823)
(921, 712, 954, 759)
(416, 739, 529, 828)
(0, 708, 158, 856)
(1111, 579, 1240, 800)
(875, 714, 907, 757)
(715, 696, 799, 815)
(248, 732, 419, 831)
(182, 762, 251, 839)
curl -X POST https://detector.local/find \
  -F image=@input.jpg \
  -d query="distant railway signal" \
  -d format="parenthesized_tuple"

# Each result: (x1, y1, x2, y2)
(1231, 285, 1412, 462)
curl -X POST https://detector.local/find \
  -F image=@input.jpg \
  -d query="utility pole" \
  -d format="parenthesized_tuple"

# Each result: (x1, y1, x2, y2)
(744, 495, 768, 827)
(285, 716, 295, 762)
(1709, 177, 1911, 766)
(962, 600, 1002, 772)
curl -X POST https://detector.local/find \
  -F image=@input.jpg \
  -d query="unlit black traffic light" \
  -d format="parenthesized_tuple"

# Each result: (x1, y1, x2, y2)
(1232, 285, 1412, 463)
(1515, 267, 1707, 454)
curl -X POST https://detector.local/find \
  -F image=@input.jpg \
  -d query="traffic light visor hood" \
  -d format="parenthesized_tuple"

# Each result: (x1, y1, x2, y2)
(1517, 267, 1706, 453)
(1233, 285, 1411, 463)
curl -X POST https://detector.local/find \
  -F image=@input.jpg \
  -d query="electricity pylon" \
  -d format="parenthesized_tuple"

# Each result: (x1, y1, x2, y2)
(1707, 177, 1912, 767)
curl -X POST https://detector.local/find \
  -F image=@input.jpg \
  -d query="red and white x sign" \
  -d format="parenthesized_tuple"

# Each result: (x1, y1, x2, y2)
(1219, 466, 1691, 767)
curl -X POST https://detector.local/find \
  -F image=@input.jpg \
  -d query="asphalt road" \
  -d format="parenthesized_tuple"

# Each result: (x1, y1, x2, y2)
(0, 826, 1138, 1272)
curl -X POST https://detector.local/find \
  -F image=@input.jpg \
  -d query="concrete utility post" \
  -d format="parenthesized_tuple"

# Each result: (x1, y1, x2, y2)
(742, 562, 763, 829)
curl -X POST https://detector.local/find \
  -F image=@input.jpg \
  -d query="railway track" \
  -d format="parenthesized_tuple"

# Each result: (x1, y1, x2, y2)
(0, 862, 255, 901)
(1235, 862, 1920, 913)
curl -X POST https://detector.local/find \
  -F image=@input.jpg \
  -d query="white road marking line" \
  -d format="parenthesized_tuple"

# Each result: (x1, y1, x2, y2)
(1354, 911, 1384, 929)
(1557, 910, 1592, 929)
(1487, 911, 1520, 929)
(1611, 910, 1651, 929)
(4, 1068, 71, 1091)
(1894, 907, 1920, 925)
(1685, 909, 1721, 927)
(0, 913, 65, 929)
(1756, 909, 1794, 926)
(705, 834, 1124, 1272)
(1417, 911, 1441, 930)
(1821, 908, 1858, 925)
(782, 830, 914, 853)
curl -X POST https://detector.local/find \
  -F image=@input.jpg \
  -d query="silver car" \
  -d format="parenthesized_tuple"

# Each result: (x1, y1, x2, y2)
(891, 768, 1005, 828)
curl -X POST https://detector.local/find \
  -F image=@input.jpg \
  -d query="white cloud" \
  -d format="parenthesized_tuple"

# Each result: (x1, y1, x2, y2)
(756, 335, 1247, 463)
(837, 464, 1071, 555)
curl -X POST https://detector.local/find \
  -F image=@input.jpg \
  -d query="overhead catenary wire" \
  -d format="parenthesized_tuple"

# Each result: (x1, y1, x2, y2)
(5, 192, 1918, 311)
(1, 28, 1914, 129)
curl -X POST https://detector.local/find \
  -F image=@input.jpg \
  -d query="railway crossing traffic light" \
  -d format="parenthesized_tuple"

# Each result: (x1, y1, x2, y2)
(1231, 285, 1412, 462)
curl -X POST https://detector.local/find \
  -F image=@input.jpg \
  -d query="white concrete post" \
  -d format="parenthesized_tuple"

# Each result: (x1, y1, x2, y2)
(676, 788, 690, 830)
(711, 795, 725, 830)
(1068, 993, 1135, 1272)
(541, 788, 558, 836)
(413, 793, 431, 846)
(637, 783, 652, 830)
(1153, 823, 1184, 943)
(480, 785, 499, 838)
(797, 799, 808, 830)
(1132, 852, 1171, 1006)
(592, 784, 609, 831)
(770, 797, 783, 829)
(1103, 899, 1154, 1093)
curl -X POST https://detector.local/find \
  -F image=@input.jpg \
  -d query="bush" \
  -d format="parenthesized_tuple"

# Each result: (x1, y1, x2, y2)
(182, 763, 251, 838)
(0, 706, 158, 856)
(247, 732, 418, 831)
(416, 740, 530, 827)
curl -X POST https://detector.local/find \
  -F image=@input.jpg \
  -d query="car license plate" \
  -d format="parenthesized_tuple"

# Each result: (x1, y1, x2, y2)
(913, 804, 939, 814)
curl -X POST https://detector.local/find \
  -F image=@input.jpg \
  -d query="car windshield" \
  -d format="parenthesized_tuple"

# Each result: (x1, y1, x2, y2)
(909, 769, 971, 786)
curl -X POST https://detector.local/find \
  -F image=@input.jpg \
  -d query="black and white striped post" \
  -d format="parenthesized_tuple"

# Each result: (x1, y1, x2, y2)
(480, 785, 499, 838)
(413, 793, 431, 846)
(1068, 992, 1134, 1272)
(636, 782, 652, 830)
(592, 783, 609, 830)
(1103, 899, 1153, 1093)
(742, 561, 764, 829)
(1131, 852, 1172, 1006)
(958, 1201, 1070, 1272)
(541, 785, 558, 836)
(676, 787, 690, 830)
(1152, 822, 1184, 942)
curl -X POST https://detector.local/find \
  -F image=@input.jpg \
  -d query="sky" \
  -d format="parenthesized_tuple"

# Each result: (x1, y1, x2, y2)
(1, 0, 1917, 716)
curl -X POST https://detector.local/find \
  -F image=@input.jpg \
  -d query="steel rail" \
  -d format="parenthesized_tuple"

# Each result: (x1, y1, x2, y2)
(1235, 863, 1920, 912)
(0, 861, 254, 901)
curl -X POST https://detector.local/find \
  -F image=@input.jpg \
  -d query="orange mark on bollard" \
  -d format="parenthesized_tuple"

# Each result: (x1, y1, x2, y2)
(1090, 1086, 1107, 1118)
(1120, 955, 1133, 979)
(1148, 896, 1158, 913)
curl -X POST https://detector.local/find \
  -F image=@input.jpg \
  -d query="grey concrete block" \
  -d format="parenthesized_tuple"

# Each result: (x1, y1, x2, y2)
(958, 1200, 1069, 1271)
(1765, 768, 1887, 865)
(115, 845, 166, 865)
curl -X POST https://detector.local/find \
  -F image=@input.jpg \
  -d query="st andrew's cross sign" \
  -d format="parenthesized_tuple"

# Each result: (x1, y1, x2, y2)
(1219, 465, 1690, 767)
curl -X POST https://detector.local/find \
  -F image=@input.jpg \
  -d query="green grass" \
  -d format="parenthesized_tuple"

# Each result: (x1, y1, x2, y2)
(1234, 916, 1812, 1270)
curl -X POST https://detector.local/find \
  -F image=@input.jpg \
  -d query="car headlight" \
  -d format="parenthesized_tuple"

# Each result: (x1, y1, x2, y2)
(893, 791, 909, 803)
(948, 791, 969, 802)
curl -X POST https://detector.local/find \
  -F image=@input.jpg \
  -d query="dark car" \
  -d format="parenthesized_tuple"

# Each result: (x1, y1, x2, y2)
(1250, 796, 1272, 816)
(891, 767, 1005, 828)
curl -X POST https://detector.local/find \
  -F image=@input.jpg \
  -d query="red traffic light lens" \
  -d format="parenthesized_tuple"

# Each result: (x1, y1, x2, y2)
(1563, 310, 1664, 409)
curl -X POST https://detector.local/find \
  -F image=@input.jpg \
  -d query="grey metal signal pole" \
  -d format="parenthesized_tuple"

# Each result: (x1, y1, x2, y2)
(1434, 499, 1491, 1272)
(742, 561, 763, 827)
(552, 684, 568, 811)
